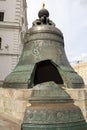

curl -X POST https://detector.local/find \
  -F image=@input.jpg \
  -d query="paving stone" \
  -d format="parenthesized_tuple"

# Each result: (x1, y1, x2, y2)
(0, 114, 21, 130)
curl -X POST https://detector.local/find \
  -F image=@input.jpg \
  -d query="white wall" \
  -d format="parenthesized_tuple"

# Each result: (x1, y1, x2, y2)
(0, 0, 28, 81)
(0, 28, 20, 80)
(0, 0, 16, 22)
(0, 55, 12, 80)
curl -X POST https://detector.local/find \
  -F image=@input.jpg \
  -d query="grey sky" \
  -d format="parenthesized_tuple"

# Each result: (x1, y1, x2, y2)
(27, 0, 87, 61)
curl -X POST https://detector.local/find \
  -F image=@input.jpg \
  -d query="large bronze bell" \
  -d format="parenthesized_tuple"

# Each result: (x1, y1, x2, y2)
(3, 5, 87, 130)
(3, 5, 84, 89)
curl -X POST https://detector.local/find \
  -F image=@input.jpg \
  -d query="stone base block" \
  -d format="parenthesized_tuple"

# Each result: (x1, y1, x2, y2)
(0, 86, 87, 125)
(65, 87, 87, 121)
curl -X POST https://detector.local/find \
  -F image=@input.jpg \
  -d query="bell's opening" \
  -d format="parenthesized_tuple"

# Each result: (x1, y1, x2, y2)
(31, 60, 63, 86)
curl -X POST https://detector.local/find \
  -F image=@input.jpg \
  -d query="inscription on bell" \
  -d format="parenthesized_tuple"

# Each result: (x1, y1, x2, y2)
(3, 4, 84, 89)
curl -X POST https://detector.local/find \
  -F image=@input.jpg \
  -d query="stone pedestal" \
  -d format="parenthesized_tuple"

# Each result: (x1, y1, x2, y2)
(0, 87, 87, 129)
(66, 87, 87, 121)
(0, 88, 32, 122)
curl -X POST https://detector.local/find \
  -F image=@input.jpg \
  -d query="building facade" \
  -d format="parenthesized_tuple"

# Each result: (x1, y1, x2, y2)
(72, 62, 87, 85)
(0, 0, 28, 85)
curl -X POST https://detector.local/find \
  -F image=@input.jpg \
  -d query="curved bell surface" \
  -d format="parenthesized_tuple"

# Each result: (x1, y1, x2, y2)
(3, 7, 84, 89)
(22, 82, 87, 130)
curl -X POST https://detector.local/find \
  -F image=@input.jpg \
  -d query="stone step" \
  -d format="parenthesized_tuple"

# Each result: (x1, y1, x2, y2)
(0, 113, 21, 130)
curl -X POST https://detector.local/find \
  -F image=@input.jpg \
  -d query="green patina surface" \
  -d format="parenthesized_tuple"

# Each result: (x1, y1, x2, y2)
(3, 6, 87, 130)
(3, 8, 84, 89)
(21, 6, 87, 129)
(22, 82, 87, 130)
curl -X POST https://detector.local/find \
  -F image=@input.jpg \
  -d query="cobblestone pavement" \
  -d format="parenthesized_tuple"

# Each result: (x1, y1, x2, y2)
(0, 114, 21, 130)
